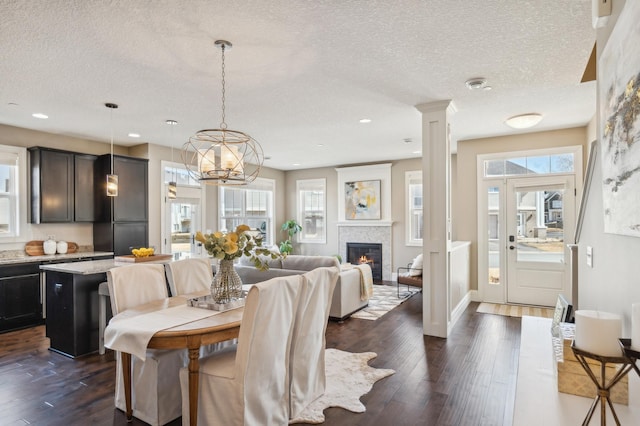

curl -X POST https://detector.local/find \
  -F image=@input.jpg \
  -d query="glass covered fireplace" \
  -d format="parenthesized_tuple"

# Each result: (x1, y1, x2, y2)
(346, 242, 382, 282)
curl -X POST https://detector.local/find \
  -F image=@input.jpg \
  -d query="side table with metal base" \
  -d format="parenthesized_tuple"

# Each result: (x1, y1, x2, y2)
(619, 338, 640, 378)
(571, 342, 633, 426)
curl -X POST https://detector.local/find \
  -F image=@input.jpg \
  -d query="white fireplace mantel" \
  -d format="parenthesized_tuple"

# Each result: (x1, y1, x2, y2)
(337, 221, 393, 227)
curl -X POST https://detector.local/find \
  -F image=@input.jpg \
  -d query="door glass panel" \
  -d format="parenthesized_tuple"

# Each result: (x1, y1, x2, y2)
(487, 186, 500, 285)
(515, 188, 564, 263)
(170, 200, 200, 259)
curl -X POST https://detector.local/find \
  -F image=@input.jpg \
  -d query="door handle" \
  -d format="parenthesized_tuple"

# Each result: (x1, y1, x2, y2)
(509, 245, 515, 250)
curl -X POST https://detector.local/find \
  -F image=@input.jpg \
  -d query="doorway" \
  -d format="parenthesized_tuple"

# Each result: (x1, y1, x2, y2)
(166, 196, 202, 259)
(477, 147, 581, 307)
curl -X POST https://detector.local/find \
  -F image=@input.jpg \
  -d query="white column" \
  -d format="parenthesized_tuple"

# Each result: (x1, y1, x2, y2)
(416, 100, 455, 338)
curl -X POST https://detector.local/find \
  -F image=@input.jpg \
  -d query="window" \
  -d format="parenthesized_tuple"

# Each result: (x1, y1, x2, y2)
(406, 171, 423, 246)
(219, 178, 275, 245)
(297, 178, 326, 244)
(163, 162, 200, 187)
(0, 145, 26, 239)
(484, 152, 574, 177)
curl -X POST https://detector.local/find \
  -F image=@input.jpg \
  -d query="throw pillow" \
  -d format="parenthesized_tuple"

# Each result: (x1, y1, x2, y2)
(409, 253, 423, 276)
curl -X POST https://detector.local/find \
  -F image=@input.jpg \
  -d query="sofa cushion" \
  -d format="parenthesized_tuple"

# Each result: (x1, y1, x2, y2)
(238, 253, 283, 269)
(281, 255, 339, 271)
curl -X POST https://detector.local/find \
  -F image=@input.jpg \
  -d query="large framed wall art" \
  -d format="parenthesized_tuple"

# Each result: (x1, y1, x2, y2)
(599, 0, 640, 237)
(344, 179, 381, 220)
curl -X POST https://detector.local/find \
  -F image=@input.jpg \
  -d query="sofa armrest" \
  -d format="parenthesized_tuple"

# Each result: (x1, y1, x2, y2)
(329, 268, 368, 320)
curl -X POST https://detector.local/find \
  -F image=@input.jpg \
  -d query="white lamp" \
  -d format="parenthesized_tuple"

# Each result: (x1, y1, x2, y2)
(505, 113, 543, 129)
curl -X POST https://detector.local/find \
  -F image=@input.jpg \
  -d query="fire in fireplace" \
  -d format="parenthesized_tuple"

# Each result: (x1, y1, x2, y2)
(347, 242, 382, 282)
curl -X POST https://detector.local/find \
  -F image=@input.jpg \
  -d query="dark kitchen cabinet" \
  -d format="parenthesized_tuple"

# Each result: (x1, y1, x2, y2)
(29, 147, 73, 223)
(28, 147, 97, 223)
(45, 270, 104, 357)
(74, 153, 97, 222)
(93, 155, 149, 255)
(0, 263, 43, 333)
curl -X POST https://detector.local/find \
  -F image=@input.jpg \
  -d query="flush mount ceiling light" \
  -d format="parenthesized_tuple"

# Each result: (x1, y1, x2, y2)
(505, 113, 543, 129)
(182, 40, 263, 185)
(32, 113, 48, 119)
(465, 77, 490, 91)
(359, 118, 372, 123)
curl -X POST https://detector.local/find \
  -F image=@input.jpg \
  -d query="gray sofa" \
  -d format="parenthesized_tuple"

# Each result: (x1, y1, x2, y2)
(235, 255, 369, 320)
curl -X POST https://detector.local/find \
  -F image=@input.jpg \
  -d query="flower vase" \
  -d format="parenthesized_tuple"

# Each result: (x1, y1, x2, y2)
(211, 259, 243, 304)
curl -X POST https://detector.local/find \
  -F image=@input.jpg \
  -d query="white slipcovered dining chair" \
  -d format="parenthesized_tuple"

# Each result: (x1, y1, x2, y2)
(107, 263, 187, 426)
(180, 274, 303, 426)
(165, 257, 233, 357)
(289, 266, 339, 419)
(164, 257, 213, 297)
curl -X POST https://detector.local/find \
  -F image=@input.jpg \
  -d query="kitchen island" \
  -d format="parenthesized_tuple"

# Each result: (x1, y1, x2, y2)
(0, 251, 113, 334)
(40, 257, 173, 358)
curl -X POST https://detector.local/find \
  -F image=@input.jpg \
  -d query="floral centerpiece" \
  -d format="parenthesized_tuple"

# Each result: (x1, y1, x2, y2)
(195, 224, 282, 304)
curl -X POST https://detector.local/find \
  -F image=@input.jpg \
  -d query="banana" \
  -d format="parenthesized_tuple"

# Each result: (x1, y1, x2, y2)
(132, 247, 155, 257)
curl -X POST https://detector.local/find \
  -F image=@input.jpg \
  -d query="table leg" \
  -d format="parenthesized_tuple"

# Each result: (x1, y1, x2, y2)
(188, 348, 200, 426)
(122, 352, 132, 422)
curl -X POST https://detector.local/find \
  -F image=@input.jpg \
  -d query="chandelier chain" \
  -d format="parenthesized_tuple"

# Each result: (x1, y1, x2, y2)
(220, 43, 227, 130)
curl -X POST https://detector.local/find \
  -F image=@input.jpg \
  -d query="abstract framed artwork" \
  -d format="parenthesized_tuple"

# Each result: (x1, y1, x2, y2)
(599, 0, 640, 237)
(345, 180, 381, 220)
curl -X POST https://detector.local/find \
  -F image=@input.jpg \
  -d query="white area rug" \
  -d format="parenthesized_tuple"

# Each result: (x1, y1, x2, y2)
(350, 284, 419, 320)
(291, 348, 395, 424)
(476, 302, 554, 319)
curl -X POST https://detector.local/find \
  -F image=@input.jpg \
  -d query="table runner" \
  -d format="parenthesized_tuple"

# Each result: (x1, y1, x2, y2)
(104, 304, 220, 361)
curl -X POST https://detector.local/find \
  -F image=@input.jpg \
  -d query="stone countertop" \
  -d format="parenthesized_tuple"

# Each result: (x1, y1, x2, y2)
(39, 258, 172, 275)
(0, 251, 114, 266)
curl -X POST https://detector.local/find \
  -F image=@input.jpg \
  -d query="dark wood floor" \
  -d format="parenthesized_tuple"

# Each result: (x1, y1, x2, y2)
(0, 290, 522, 426)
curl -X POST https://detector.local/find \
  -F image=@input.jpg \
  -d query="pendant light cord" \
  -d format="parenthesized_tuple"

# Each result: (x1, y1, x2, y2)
(110, 106, 114, 174)
(220, 43, 227, 130)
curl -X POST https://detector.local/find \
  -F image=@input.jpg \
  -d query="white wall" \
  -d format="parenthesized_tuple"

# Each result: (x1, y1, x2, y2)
(578, 0, 640, 336)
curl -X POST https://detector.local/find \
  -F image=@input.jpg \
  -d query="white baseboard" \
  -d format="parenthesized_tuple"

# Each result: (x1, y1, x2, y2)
(449, 291, 472, 332)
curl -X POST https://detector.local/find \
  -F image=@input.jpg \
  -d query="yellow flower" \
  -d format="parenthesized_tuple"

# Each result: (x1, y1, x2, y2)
(195, 223, 283, 268)
(223, 240, 239, 255)
(236, 224, 250, 234)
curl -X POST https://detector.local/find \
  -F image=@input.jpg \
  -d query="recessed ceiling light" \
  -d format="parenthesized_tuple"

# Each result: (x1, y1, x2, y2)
(465, 78, 488, 91)
(292, 163, 301, 166)
(359, 118, 371, 123)
(505, 113, 543, 129)
(128, 133, 141, 138)
(165, 120, 178, 126)
(32, 113, 48, 119)
(317, 143, 324, 147)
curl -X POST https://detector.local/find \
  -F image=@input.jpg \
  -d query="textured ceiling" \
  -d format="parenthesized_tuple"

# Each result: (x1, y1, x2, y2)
(0, 0, 596, 170)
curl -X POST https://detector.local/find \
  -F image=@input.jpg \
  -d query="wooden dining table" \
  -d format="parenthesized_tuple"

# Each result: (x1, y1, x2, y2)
(107, 292, 243, 426)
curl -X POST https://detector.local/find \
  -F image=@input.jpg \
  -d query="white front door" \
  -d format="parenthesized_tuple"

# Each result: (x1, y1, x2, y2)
(505, 176, 575, 306)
